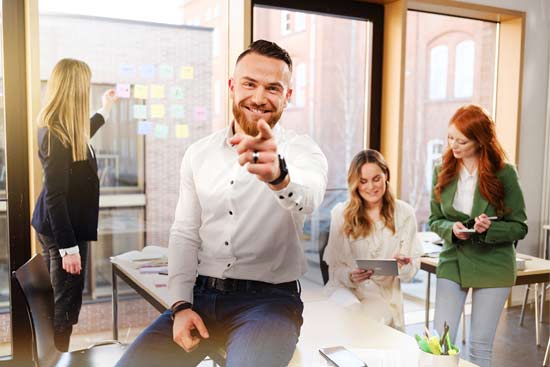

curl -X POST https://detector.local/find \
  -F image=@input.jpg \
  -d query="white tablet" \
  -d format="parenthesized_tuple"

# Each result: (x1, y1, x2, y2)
(457, 228, 476, 233)
(355, 259, 398, 276)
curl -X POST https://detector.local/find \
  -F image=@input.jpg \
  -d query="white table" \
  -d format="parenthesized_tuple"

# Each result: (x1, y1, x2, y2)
(111, 258, 477, 366)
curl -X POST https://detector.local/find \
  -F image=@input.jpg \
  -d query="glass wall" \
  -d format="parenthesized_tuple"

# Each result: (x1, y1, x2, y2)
(0, 0, 12, 356)
(400, 10, 497, 312)
(38, 0, 229, 348)
(253, 5, 372, 283)
(401, 11, 497, 230)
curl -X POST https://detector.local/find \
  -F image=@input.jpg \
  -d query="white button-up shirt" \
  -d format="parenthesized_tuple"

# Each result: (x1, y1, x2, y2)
(452, 165, 478, 216)
(168, 122, 328, 305)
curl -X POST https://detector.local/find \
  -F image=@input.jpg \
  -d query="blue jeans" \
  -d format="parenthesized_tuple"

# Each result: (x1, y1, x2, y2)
(37, 233, 89, 351)
(433, 278, 510, 367)
(116, 280, 304, 367)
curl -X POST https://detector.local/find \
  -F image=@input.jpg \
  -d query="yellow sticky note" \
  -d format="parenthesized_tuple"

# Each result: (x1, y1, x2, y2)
(151, 104, 166, 119)
(151, 85, 165, 99)
(133, 84, 148, 99)
(175, 124, 189, 138)
(180, 66, 194, 80)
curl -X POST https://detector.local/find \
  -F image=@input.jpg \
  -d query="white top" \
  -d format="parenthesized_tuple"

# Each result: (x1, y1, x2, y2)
(323, 200, 423, 330)
(168, 122, 328, 305)
(452, 165, 478, 216)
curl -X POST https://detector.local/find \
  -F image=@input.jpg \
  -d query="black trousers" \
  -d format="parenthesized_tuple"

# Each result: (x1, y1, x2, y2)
(37, 233, 89, 352)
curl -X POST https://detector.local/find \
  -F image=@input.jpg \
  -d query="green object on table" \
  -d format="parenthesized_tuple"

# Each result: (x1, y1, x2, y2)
(415, 334, 432, 353)
(428, 336, 442, 355)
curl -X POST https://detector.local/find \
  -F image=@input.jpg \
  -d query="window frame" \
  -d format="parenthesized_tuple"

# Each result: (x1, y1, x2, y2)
(252, 0, 384, 150)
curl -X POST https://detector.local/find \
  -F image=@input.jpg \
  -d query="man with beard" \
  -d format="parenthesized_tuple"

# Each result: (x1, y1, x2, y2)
(116, 40, 327, 367)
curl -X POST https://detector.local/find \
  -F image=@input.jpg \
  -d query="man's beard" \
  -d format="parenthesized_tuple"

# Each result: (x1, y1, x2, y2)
(232, 100, 282, 136)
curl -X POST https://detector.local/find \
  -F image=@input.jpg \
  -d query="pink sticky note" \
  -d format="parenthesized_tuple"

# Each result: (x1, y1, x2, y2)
(116, 83, 131, 98)
(194, 106, 207, 121)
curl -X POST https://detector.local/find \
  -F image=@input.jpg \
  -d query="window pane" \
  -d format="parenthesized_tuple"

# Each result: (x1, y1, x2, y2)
(38, 0, 228, 349)
(401, 10, 497, 308)
(429, 45, 448, 100)
(0, 0, 12, 355)
(254, 6, 371, 284)
(454, 40, 475, 98)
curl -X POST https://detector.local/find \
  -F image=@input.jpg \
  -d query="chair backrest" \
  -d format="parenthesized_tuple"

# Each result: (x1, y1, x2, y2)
(318, 230, 330, 285)
(13, 254, 62, 367)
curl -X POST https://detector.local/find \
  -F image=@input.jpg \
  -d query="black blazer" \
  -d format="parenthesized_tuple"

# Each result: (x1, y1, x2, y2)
(32, 113, 105, 249)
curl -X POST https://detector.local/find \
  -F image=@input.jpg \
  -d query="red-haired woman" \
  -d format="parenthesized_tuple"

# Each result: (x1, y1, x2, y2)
(430, 105, 527, 367)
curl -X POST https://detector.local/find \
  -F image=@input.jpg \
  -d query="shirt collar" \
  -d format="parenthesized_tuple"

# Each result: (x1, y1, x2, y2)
(459, 164, 477, 180)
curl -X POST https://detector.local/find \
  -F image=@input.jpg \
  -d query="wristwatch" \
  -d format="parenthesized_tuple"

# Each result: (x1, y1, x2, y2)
(170, 301, 193, 320)
(269, 154, 288, 185)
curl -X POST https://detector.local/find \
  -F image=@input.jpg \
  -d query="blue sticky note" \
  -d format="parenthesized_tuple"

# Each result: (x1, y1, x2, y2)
(155, 123, 169, 139)
(119, 64, 136, 78)
(133, 105, 148, 119)
(139, 64, 156, 79)
(170, 104, 185, 119)
(137, 121, 153, 135)
(159, 64, 174, 80)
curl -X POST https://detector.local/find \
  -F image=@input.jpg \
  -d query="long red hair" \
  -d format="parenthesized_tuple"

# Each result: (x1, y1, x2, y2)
(434, 105, 508, 215)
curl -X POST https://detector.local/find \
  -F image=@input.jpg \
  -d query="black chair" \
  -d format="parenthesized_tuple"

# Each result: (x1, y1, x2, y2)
(13, 254, 127, 367)
(318, 230, 330, 285)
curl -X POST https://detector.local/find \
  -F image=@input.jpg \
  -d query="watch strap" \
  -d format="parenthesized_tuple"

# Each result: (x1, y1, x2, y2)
(269, 155, 288, 185)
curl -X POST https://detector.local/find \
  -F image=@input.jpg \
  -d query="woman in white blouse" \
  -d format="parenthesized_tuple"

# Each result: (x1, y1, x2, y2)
(323, 149, 423, 330)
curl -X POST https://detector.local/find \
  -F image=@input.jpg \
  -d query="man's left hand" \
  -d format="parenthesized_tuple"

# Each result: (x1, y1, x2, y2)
(230, 119, 280, 183)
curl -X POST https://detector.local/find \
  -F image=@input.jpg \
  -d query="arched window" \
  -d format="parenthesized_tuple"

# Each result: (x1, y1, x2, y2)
(429, 45, 448, 100)
(454, 40, 475, 98)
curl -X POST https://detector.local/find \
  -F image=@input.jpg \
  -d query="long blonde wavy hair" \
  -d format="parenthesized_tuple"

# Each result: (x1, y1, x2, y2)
(38, 58, 91, 161)
(343, 150, 396, 240)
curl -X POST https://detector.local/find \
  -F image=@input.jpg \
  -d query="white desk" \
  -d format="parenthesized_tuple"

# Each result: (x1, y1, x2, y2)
(111, 258, 477, 366)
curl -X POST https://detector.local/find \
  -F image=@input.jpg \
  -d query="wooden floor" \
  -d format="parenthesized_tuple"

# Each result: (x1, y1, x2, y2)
(405, 303, 549, 367)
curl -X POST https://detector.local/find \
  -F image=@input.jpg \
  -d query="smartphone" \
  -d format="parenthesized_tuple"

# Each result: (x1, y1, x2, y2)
(319, 346, 367, 367)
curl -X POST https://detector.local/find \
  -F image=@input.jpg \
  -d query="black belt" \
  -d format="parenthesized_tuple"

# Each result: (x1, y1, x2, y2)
(196, 275, 298, 293)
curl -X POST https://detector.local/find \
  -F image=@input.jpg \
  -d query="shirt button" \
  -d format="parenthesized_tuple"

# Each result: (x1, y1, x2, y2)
(299, 207, 303, 211)
(279, 195, 284, 199)
(288, 192, 293, 197)
(227, 263, 231, 268)
(230, 180, 234, 185)
(225, 241, 229, 246)
(229, 210, 233, 215)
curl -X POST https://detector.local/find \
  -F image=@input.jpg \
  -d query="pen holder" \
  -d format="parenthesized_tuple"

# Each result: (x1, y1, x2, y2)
(418, 350, 459, 367)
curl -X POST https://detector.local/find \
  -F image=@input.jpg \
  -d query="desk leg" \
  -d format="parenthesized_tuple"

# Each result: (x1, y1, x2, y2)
(425, 272, 431, 329)
(535, 283, 540, 346)
(544, 335, 550, 366)
(112, 266, 119, 341)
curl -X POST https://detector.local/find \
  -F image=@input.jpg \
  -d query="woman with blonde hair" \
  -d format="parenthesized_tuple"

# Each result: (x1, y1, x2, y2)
(323, 149, 423, 330)
(31, 58, 118, 351)
(430, 104, 527, 367)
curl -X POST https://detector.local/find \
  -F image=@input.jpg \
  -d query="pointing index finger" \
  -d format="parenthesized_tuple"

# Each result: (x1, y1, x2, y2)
(256, 119, 273, 140)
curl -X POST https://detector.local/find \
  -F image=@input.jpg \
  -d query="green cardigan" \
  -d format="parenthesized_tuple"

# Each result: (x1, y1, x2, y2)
(429, 163, 528, 288)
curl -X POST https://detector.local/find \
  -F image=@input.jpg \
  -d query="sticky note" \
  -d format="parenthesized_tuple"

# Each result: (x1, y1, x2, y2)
(170, 87, 184, 100)
(150, 85, 165, 99)
(115, 83, 131, 98)
(139, 64, 155, 79)
(170, 104, 185, 119)
(119, 64, 136, 78)
(137, 121, 153, 135)
(194, 106, 207, 121)
(133, 105, 148, 119)
(175, 124, 189, 138)
(159, 64, 174, 80)
(151, 104, 166, 119)
(133, 84, 148, 99)
(180, 66, 194, 80)
(155, 123, 169, 139)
